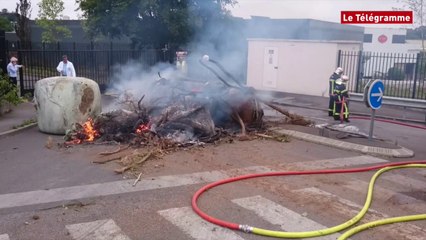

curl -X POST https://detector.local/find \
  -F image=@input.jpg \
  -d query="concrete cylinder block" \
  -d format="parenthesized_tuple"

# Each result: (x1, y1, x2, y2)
(34, 77, 102, 134)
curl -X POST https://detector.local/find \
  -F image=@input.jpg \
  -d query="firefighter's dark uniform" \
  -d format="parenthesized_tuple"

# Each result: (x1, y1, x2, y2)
(333, 82, 349, 121)
(328, 73, 340, 116)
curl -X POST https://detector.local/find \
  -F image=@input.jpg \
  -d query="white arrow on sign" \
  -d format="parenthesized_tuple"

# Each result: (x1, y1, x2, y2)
(371, 87, 383, 102)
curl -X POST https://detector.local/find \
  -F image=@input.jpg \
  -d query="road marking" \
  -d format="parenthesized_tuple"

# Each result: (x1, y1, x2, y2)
(294, 187, 382, 215)
(0, 166, 270, 210)
(0, 234, 10, 240)
(381, 173, 426, 191)
(343, 179, 425, 208)
(225, 166, 274, 176)
(281, 155, 388, 170)
(158, 207, 245, 240)
(66, 219, 131, 240)
(232, 195, 340, 240)
(294, 187, 426, 240)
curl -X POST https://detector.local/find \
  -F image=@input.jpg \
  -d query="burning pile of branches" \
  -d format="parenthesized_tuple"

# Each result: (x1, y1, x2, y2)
(60, 57, 316, 174)
(64, 56, 310, 148)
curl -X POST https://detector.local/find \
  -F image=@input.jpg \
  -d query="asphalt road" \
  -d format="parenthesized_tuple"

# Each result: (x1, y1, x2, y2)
(276, 105, 426, 160)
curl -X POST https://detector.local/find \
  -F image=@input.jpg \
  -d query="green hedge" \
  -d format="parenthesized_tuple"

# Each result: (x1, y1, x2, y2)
(0, 72, 22, 108)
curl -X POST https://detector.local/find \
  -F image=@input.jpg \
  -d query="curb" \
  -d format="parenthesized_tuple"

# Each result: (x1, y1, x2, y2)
(0, 122, 38, 139)
(272, 129, 414, 158)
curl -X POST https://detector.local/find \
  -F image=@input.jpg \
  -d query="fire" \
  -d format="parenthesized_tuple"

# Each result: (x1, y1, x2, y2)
(64, 118, 99, 145)
(136, 123, 150, 134)
(82, 118, 98, 142)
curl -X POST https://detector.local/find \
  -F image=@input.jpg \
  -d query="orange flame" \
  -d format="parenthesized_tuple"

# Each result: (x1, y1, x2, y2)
(136, 123, 150, 134)
(82, 118, 98, 141)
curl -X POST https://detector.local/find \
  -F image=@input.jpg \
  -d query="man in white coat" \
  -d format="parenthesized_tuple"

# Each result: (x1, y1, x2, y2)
(56, 55, 76, 77)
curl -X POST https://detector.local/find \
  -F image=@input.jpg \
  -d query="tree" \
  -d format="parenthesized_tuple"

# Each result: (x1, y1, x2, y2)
(77, 0, 237, 48)
(15, 0, 32, 48)
(36, 0, 72, 43)
(401, 0, 426, 51)
(0, 16, 13, 32)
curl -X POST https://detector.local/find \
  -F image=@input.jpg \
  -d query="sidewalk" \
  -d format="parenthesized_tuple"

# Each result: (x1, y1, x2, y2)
(0, 102, 37, 134)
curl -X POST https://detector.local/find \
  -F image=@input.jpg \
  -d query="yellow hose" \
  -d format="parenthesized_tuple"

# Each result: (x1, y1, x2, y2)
(250, 164, 426, 238)
(338, 214, 426, 239)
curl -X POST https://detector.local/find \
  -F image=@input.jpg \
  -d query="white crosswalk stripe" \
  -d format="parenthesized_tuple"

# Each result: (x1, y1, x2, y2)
(66, 219, 131, 240)
(281, 155, 389, 170)
(0, 234, 10, 240)
(343, 179, 425, 208)
(294, 187, 426, 240)
(0, 166, 271, 210)
(231, 195, 340, 240)
(158, 207, 245, 240)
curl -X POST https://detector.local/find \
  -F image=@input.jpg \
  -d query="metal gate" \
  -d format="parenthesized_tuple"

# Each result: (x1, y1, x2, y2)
(338, 50, 426, 100)
(5, 41, 177, 95)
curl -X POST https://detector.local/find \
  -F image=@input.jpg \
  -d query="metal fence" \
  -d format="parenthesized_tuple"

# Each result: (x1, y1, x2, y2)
(5, 42, 177, 94)
(338, 50, 426, 100)
(6, 41, 137, 51)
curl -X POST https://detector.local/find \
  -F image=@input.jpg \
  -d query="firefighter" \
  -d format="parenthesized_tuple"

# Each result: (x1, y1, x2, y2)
(333, 75, 350, 122)
(328, 67, 344, 116)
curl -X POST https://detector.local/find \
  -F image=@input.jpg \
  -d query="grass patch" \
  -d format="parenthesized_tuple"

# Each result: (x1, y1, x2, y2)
(12, 118, 37, 129)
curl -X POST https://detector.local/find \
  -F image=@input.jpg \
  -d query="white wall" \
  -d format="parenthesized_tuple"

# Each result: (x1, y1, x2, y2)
(405, 39, 424, 53)
(363, 28, 420, 53)
(246, 39, 361, 97)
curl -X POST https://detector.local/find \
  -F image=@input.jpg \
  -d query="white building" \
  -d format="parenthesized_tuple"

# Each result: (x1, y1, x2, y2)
(243, 18, 364, 97)
(360, 28, 423, 80)
(246, 39, 361, 97)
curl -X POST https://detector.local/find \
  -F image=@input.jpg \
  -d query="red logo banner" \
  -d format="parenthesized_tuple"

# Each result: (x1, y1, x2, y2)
(341, 11, 413, 24)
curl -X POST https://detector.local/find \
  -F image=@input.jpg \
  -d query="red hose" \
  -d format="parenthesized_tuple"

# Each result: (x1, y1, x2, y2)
(351, 116, 426, 130)
(192, 160, 426, 230)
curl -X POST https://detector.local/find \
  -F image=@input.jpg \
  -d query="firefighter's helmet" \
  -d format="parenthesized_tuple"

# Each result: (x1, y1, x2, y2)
(202, 55, 210, 62)
(335, 67, 344, 74)
(341, 75, 349, 81)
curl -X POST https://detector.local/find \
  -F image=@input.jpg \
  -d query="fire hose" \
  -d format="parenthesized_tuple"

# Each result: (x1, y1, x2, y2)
(192, 161, 426, 239)
(350, 116, 426, 130)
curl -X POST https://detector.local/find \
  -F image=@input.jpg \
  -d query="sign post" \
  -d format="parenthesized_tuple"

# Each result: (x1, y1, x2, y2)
(368, 109, 376, 141)
(365, 80, 384, 141)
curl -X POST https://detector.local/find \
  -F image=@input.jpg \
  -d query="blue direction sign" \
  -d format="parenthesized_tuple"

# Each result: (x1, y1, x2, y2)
(367, 80, 384, 110)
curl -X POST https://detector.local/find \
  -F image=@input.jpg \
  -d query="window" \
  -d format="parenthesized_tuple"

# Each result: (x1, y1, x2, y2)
(363, 34, 373, 43)
(392, 35, 406, 44)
